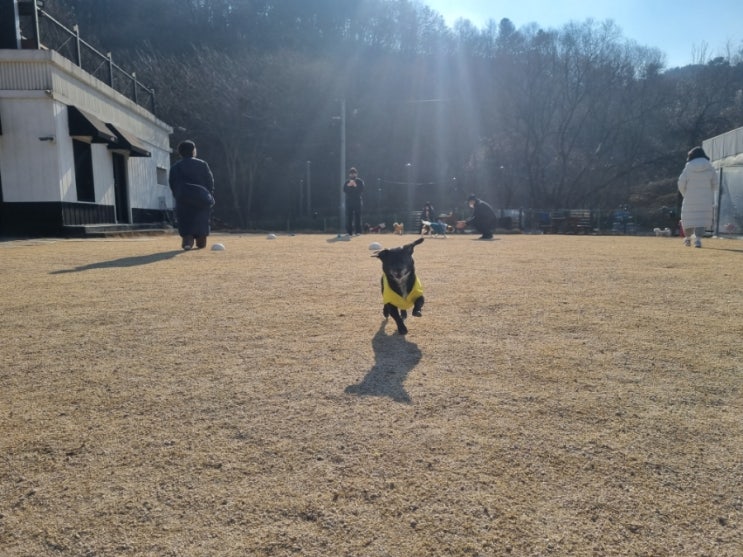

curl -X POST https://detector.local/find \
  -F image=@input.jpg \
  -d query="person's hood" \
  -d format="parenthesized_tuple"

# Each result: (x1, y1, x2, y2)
(686, 158, 714, 173)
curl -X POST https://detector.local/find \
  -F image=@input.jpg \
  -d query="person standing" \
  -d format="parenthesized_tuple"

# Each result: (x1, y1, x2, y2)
(420, 201, 436, 232)
(466, 194, 497, 240)
(343, 167, 365, 236)
(421, 201, 436, 221)
(169, 140, 215, 250)
(678, 146, 717, 248)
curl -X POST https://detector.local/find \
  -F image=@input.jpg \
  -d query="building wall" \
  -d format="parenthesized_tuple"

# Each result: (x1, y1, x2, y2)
(0, 93, 63, 202)
(42, 50, 173, 213)
(0, 49, 173, 224)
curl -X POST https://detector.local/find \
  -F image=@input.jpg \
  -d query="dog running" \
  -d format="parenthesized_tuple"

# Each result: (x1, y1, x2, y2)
(420, 219, 448, 237)
(373, 238, 424, 335)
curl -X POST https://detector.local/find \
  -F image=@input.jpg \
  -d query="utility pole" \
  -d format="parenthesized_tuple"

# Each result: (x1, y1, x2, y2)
(339, 98, 346, 236)
(306, 160, 312, 217)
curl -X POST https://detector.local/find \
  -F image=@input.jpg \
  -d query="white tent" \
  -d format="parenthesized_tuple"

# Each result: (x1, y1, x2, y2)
(703, 126, 743, 237)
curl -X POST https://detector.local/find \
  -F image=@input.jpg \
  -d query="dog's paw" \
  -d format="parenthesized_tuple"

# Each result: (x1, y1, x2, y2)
(397, 325, 408, 335)
(412, 310, 422, 317)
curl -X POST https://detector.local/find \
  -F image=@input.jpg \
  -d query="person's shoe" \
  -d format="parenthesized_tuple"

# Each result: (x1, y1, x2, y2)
(182, 235, 194, 250)
(479, 234, 493, 240)
(694, 238, 702, 248)
(195, 236, 207, 249)
(683, 237, 691, 247)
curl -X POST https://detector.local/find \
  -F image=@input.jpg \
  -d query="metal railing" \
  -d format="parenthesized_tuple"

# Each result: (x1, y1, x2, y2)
(24, 1, 156, 113)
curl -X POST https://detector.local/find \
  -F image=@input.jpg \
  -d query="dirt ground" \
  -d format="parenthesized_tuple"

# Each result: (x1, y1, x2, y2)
(0, 232, 741, 557)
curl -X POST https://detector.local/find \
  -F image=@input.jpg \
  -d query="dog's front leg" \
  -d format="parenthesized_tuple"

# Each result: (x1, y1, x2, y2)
(384, 303, 408, 335)
(412, 295, 424, 317)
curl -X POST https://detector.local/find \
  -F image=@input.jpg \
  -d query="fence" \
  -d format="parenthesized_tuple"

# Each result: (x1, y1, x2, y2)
(214, 209, 639, 235)
(21, 1, 155, 113)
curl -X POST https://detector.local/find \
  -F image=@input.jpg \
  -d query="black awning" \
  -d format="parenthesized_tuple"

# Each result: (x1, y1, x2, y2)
(106, 124, 151, 157)
(67, 106, 117, 144)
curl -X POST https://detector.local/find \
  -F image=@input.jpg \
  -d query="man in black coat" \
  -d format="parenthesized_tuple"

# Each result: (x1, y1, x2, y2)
(466, 194, 497, 240)
(343, 167, 365, 236)
(169, 140, 215, 250)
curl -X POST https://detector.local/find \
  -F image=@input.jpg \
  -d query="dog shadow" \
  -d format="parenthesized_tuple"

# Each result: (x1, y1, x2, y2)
(345, 321, 422, 404)
(50, 250, 183, 274)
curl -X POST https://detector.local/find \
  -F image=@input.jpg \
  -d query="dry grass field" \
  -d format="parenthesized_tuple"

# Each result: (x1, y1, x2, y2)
(1, 232, 741, 557)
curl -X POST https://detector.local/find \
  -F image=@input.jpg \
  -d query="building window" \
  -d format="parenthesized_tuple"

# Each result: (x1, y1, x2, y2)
(157, 166, 168, 186)
(73, 139, 95, 202)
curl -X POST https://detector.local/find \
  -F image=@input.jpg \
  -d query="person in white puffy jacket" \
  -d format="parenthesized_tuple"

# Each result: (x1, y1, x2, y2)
(677, 146, 718, 248)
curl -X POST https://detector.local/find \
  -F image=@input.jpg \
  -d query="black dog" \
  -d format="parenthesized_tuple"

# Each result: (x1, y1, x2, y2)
(374, 237, 424, 335)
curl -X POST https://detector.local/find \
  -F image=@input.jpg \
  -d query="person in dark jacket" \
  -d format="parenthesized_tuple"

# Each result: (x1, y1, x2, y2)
(420, 201, 435, 233)
(343, 167, 365, 236)
(169, 140, 215, 250)
(421, 201, 436, 221)
(466, 194, 497, 239)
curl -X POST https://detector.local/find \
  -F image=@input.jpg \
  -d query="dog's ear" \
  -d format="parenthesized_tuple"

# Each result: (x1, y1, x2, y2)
(407, 237, 424, 250)
(373, 249, 389, 260)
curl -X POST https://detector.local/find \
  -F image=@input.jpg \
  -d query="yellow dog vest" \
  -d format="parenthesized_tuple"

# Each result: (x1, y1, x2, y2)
(382, 274, 423, 310)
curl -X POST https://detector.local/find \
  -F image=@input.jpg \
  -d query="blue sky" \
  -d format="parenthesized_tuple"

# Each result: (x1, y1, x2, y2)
(423, 0, 743, 68)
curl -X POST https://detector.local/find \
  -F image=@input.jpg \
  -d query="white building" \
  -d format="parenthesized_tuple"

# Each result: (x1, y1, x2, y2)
(0, 0, 173, 237)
